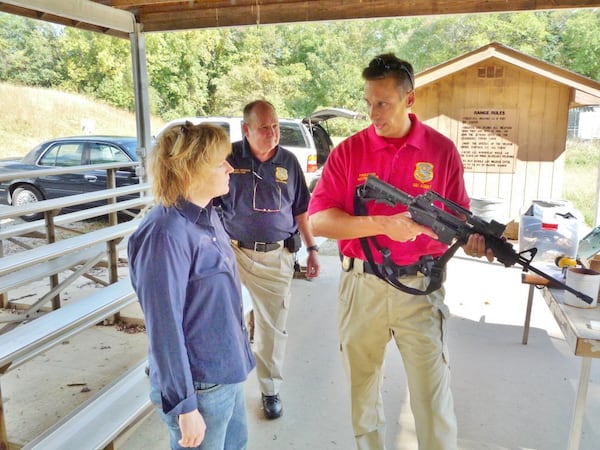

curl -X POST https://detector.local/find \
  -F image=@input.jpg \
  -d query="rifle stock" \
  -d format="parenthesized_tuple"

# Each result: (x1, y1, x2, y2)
(357, 174, 593, 304)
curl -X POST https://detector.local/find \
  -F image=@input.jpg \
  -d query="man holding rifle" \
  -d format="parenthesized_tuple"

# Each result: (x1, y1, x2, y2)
(308, 53, 491, 450)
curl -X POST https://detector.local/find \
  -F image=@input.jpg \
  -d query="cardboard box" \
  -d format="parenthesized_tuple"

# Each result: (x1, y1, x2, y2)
(589, 256, 600, 272)
(502, 220, 519, 240)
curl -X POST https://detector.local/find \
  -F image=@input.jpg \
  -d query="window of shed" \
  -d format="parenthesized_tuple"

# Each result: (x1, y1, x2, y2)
(477, 66, 504, 78)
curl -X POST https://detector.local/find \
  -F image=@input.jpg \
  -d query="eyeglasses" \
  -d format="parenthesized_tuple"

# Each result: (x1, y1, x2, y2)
(369, 57, 415, 90)
(252, 170, 282, 213)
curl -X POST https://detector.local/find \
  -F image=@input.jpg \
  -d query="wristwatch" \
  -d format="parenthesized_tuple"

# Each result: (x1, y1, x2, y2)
(306, 245, 319, 253)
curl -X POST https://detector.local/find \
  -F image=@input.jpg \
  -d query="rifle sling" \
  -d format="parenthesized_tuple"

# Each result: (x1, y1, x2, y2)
(354, 189, 458, 296)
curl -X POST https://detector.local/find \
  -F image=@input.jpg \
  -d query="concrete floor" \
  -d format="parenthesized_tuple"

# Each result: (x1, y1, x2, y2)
(123, 253, 600, 450)
(4, 252, 600, 449)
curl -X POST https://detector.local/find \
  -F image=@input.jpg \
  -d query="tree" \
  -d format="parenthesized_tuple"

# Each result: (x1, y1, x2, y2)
(57, 27, 134, 109)
(146, 31, 220, 118)
(210, 26, 312, 117)
(557, 9, 600, 81)
(0, 14, 61, 87)
(400, 12, 552, 72)
(2, 9, 599, 121)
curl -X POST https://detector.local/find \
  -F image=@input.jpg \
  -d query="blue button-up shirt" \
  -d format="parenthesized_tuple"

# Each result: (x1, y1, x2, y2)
(128, 200, 255, 415)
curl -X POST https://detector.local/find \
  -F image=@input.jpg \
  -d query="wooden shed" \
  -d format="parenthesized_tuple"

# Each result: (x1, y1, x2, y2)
(412, 42, 600, 223)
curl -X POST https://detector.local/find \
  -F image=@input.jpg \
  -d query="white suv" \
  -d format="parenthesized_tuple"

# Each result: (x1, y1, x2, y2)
(156, 116, 319, 187)
(155, 109, 366, 190)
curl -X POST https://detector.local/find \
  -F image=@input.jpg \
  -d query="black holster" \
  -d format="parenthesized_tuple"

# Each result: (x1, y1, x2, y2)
(284, 232, 302, 253)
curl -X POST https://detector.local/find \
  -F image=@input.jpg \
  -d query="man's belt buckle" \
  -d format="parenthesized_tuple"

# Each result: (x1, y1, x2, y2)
(396, 264, 419, 277)
(253, 241, 279, 252)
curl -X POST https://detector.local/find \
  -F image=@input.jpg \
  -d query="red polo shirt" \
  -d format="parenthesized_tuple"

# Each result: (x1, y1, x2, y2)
(308, 114, 469, 266)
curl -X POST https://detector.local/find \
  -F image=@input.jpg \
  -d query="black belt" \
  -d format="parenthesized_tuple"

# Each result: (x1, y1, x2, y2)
(194, 381, 219, 391)
(237, 240, 281, 252)
(362, 260, 421, 277)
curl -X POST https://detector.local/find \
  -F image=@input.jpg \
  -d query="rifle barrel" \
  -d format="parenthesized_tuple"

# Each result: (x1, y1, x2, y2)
(524, 260, 593, 304)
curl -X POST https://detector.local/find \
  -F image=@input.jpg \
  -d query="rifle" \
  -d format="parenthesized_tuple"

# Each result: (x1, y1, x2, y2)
(356, 174, 592, 304)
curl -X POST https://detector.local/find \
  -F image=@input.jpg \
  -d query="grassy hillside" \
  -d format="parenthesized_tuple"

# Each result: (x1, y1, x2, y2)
(0, 83, 165, 159)
(563, 139, 600, 226)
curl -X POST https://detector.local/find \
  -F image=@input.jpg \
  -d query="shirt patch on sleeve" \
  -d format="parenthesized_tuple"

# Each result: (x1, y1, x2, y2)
(414, 162, 433, 183)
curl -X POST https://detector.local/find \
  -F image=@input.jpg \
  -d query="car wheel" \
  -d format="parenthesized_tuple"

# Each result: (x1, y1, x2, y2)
(12, 185, 44, 222)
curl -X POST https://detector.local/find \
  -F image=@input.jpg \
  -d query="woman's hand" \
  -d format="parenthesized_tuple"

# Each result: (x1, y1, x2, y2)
(178, 409, 206, 448)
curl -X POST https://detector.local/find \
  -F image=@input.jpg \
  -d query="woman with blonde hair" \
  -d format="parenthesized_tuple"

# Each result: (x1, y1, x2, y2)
(128, 122, 255, 449)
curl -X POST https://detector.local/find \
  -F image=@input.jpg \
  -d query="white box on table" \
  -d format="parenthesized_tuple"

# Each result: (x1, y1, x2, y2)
(518, 200, 580, 265)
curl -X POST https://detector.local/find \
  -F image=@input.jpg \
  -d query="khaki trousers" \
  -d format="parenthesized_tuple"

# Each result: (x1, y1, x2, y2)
(233, 244, 295, 395)
(338, 259, 457, 450)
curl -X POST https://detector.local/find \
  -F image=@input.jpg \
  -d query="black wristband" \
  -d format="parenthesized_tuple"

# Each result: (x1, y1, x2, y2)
(306, 245, 319, 253)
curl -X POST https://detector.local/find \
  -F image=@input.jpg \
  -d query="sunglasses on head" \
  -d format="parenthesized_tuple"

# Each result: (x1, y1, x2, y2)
(369, 57, 415, 90)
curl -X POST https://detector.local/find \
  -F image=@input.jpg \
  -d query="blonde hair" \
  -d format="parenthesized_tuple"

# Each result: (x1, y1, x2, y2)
(151, 122, 230, 207)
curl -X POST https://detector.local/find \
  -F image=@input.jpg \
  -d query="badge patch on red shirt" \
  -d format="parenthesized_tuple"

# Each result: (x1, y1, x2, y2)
(414, 162, 433, 183)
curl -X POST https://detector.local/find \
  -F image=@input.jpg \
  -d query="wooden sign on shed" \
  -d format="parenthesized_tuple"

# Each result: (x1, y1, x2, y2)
(412, 42, 600, 223)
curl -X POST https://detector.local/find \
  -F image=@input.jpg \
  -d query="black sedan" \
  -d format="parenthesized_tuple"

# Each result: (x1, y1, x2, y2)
(0, 136, 140, 221)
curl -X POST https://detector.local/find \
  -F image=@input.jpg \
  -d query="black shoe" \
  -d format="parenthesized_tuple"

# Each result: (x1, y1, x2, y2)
(261, 393, 283, 419)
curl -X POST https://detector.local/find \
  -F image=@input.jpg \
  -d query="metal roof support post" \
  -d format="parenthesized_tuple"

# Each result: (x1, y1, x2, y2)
(130, 25, 152, 185)
(595, 158, 600, 227)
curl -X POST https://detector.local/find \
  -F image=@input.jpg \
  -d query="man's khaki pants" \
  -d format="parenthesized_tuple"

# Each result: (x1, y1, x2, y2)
(233, 244, 295, 395)
(338, 259, 457, 450)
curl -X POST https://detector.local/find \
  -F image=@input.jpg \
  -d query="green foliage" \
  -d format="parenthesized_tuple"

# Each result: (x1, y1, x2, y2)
(401, 12, 554, 71)
(556, 10, 600, 81)
(0, 9, 599, 121)
(0, 15, 61, 87)
(56, 28, 134, 110)
(208, 26, 312, 117)
(146, 31, 215, 118)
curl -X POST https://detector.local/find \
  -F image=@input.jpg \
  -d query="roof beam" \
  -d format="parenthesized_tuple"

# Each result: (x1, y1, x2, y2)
(135, 0, 600, 32)
(1, 0, 136, 34)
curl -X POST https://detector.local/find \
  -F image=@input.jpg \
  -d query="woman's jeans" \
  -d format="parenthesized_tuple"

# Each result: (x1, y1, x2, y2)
(150, 382, 248, 450)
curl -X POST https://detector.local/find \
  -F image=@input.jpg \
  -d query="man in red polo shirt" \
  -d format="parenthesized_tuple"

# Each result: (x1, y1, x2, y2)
(308, 54, 491, 450)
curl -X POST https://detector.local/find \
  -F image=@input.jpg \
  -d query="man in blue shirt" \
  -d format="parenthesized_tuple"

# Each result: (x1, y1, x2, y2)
(218, 100, 320, 419)
(128, 122, 255, 449)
